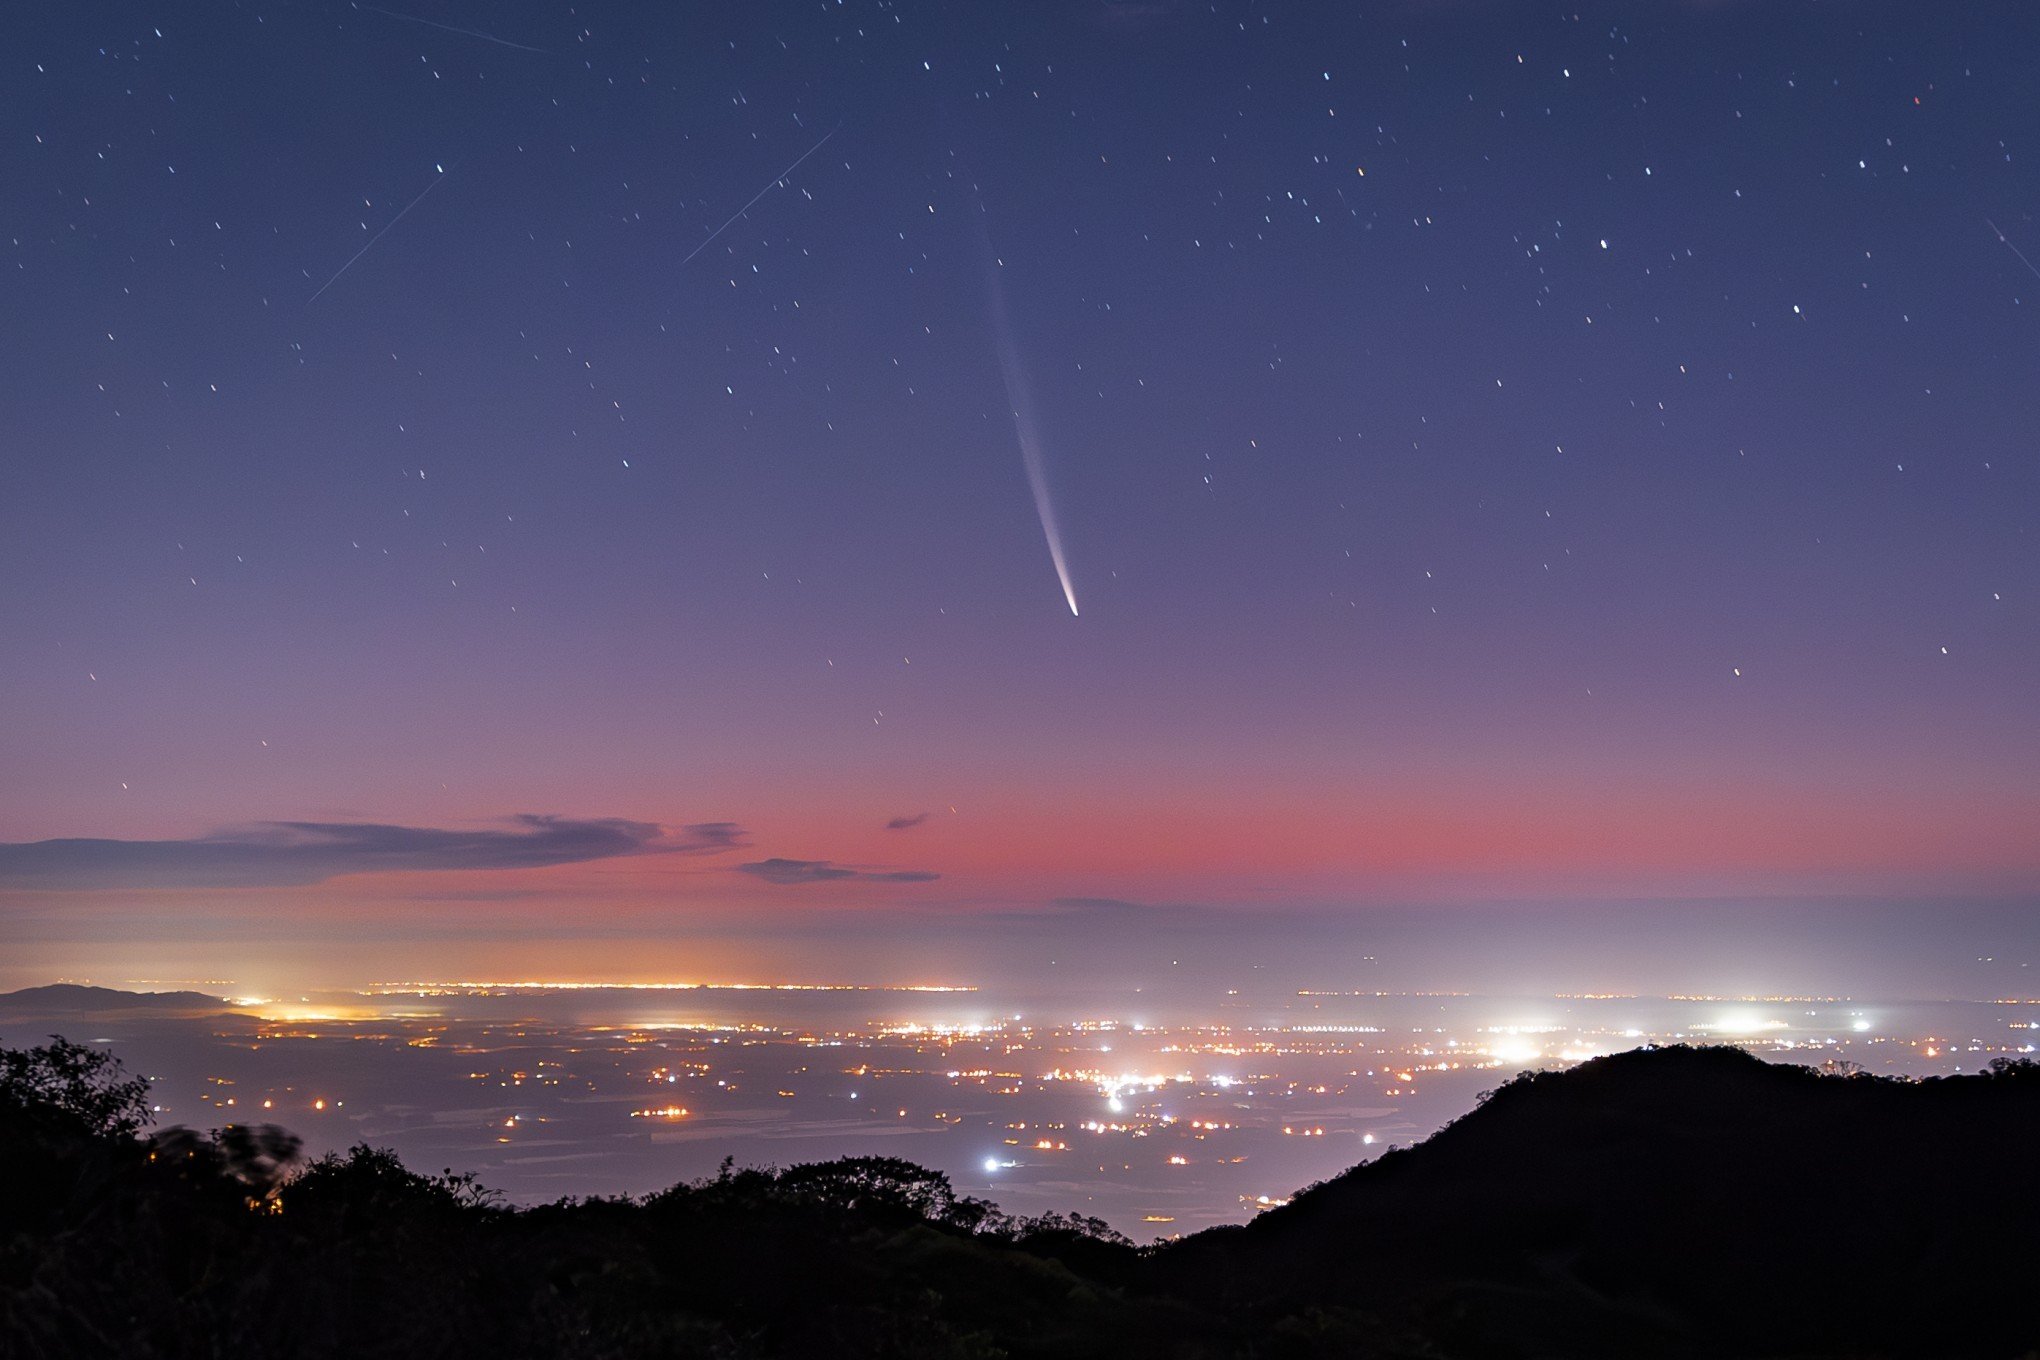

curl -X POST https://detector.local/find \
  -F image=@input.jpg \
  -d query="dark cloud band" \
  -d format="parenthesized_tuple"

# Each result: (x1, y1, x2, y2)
(737, 857, 940, 886)
(0, 816, 745, 891)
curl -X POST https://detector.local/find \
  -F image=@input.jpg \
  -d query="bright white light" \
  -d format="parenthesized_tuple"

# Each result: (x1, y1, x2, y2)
(983, 1157, 1000, 1173)
(1704, 1011, 1788, 1036)
(1851, 1019, 1871, 1033)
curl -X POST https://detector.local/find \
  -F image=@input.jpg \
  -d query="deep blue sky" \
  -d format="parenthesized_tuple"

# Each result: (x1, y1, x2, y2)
(3, 1, 2038, 993)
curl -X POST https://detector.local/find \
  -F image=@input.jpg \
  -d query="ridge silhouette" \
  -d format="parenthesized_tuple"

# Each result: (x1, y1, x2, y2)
(1153, 1044, 2040, 1355)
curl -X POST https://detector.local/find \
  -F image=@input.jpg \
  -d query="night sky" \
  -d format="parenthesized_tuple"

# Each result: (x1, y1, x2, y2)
(4, 1, 2037, 995)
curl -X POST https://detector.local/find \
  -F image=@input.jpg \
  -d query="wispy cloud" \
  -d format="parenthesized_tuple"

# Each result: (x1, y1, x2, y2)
(0, 816, 746, 891)
(884, 812, 929, 832)
(736, 858, 940, 886)
(1011, 896, 1200, 925)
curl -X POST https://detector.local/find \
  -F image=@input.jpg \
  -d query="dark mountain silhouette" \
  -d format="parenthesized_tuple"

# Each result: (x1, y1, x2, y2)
(3, 1036, 2035, 1358)
(0, 983, 235, 1014)
(1152, 1044, 2040, 1356)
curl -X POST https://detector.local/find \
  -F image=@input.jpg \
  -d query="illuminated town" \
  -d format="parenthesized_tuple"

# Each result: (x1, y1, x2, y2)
(18, 981, 2032, 1237)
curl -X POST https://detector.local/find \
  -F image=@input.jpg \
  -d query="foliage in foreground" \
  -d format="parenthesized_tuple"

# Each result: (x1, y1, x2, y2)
(0, 1036, 1185, 1360)
(4, 1035, 2040, 1359)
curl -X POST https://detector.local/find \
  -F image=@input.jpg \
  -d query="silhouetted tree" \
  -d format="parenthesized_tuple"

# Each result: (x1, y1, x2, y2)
(0, 1034, 151, 1138)
(772, 1154, 963, 1220)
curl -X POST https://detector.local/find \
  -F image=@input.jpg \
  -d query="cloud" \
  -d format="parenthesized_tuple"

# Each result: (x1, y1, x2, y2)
(884, 812, 929, 832)
(1050, 896, 1154, 914)
(0, 816, 746, 891)
(996, 896, 1184, 924)
(975, 896, 1218, 931)
(736, 858, 941, 886)
(668, 822, 747, 852)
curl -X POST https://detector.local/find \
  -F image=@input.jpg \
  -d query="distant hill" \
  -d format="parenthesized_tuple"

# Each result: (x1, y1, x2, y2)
(0, 983, 233, 1013)
(1151, 1044, 2040, 1356)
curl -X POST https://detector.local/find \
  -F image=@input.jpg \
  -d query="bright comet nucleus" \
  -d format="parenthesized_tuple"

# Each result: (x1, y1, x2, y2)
(982, 228, 1080, 617)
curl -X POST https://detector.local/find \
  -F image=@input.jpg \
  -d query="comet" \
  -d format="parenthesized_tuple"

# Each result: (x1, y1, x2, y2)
(981, 229, 1079, 617)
